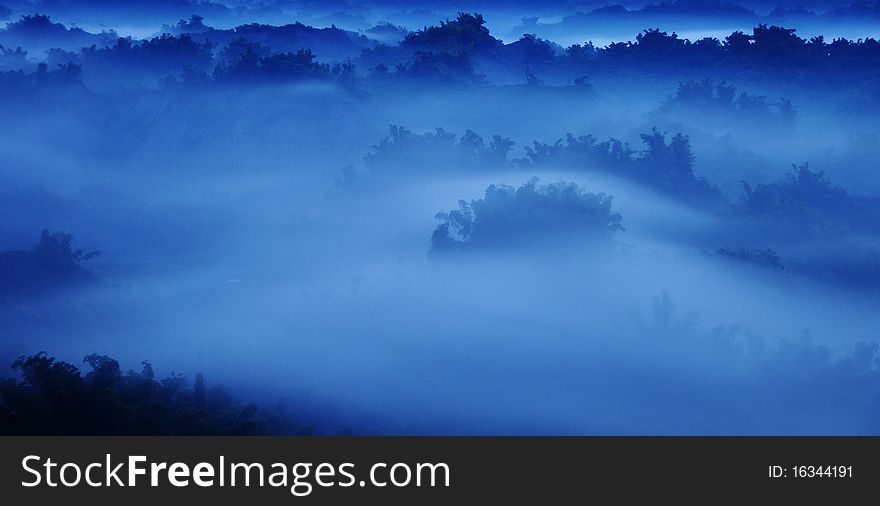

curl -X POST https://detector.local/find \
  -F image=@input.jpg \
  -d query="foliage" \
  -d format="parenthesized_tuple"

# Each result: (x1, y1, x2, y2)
(362, 125, 513, 177)
(3, 14, 880, 93)
(724, 165, 880, 287)
(431, 178, 623, 252)
(0, 61, 82, 92)
(394, 50, 483, 84)
(522, 128, 722, 207)
(0, 230, 98, 298)
(0, 352, 312, 435)
(79, 33, 214, 74)
(736, 164, 880, 237)
(660, 79, 798, 126)
(403, 13, 501, 55)
(213, 47, 330, 83)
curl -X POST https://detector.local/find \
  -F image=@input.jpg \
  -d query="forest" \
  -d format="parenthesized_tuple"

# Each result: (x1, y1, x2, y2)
(1, 1, 879, 435)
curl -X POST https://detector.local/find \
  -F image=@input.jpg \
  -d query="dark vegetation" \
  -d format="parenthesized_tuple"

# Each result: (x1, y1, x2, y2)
(0, 352, 312, 435)
(4, 317, 879, 434)
(0, 230, 98, 299)
(431, 178, 622, 253)
(349, 122, 880, 288)
(1, 13, 879, 93)
(76, 33, 214, 76)
(521, 128, 722, 207)
(211, 45, 333, 84)
(350, 124, 719, 207)
(720, 164, 880, 286)
(735, 164, 880, 238)
(581, 24, 880, 83)
(720, 164, 880, 285)
(0, 60, 82, 93)
(361, 125, 513, 176)
(165, 15, 374, 60)
(657, 79, 799, 128)
(344, 118, 880, 287)
(362, 13, 880, 92)
(42, 29, 356, 88)
(0, 13, 115, 52)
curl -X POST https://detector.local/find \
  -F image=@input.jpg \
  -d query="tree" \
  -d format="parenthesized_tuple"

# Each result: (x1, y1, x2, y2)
(0, 230, 98, 297)
(0, 352, 318, 435)
(431, 178, 623, 253)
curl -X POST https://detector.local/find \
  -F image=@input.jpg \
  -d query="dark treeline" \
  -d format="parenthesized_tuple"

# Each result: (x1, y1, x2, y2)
(349, 121, 879, 223)
(520, 128, 722, 206)
(656, 79, 799, 128)
(347, 124, 721, 207)
(3, 311, 880, 434)
(0, 13, 115, 53)
(164, 14, 374, 60)
(0, 352, 316, 435)
(0, 59, 82, 98)
(2, 12, 880, 93)
(362, 13, 880, 87)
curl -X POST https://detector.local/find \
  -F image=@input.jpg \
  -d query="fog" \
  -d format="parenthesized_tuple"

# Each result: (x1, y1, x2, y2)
(2, 3, 880, 435)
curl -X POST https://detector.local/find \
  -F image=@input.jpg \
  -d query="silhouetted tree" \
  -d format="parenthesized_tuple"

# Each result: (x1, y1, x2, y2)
(0, 352, 317, 435)
(0, 230, 98, 297)
(431, 178, 623, 253)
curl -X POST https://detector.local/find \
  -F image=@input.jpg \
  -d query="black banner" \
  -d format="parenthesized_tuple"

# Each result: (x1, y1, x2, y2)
(0, 437, 876, 503)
